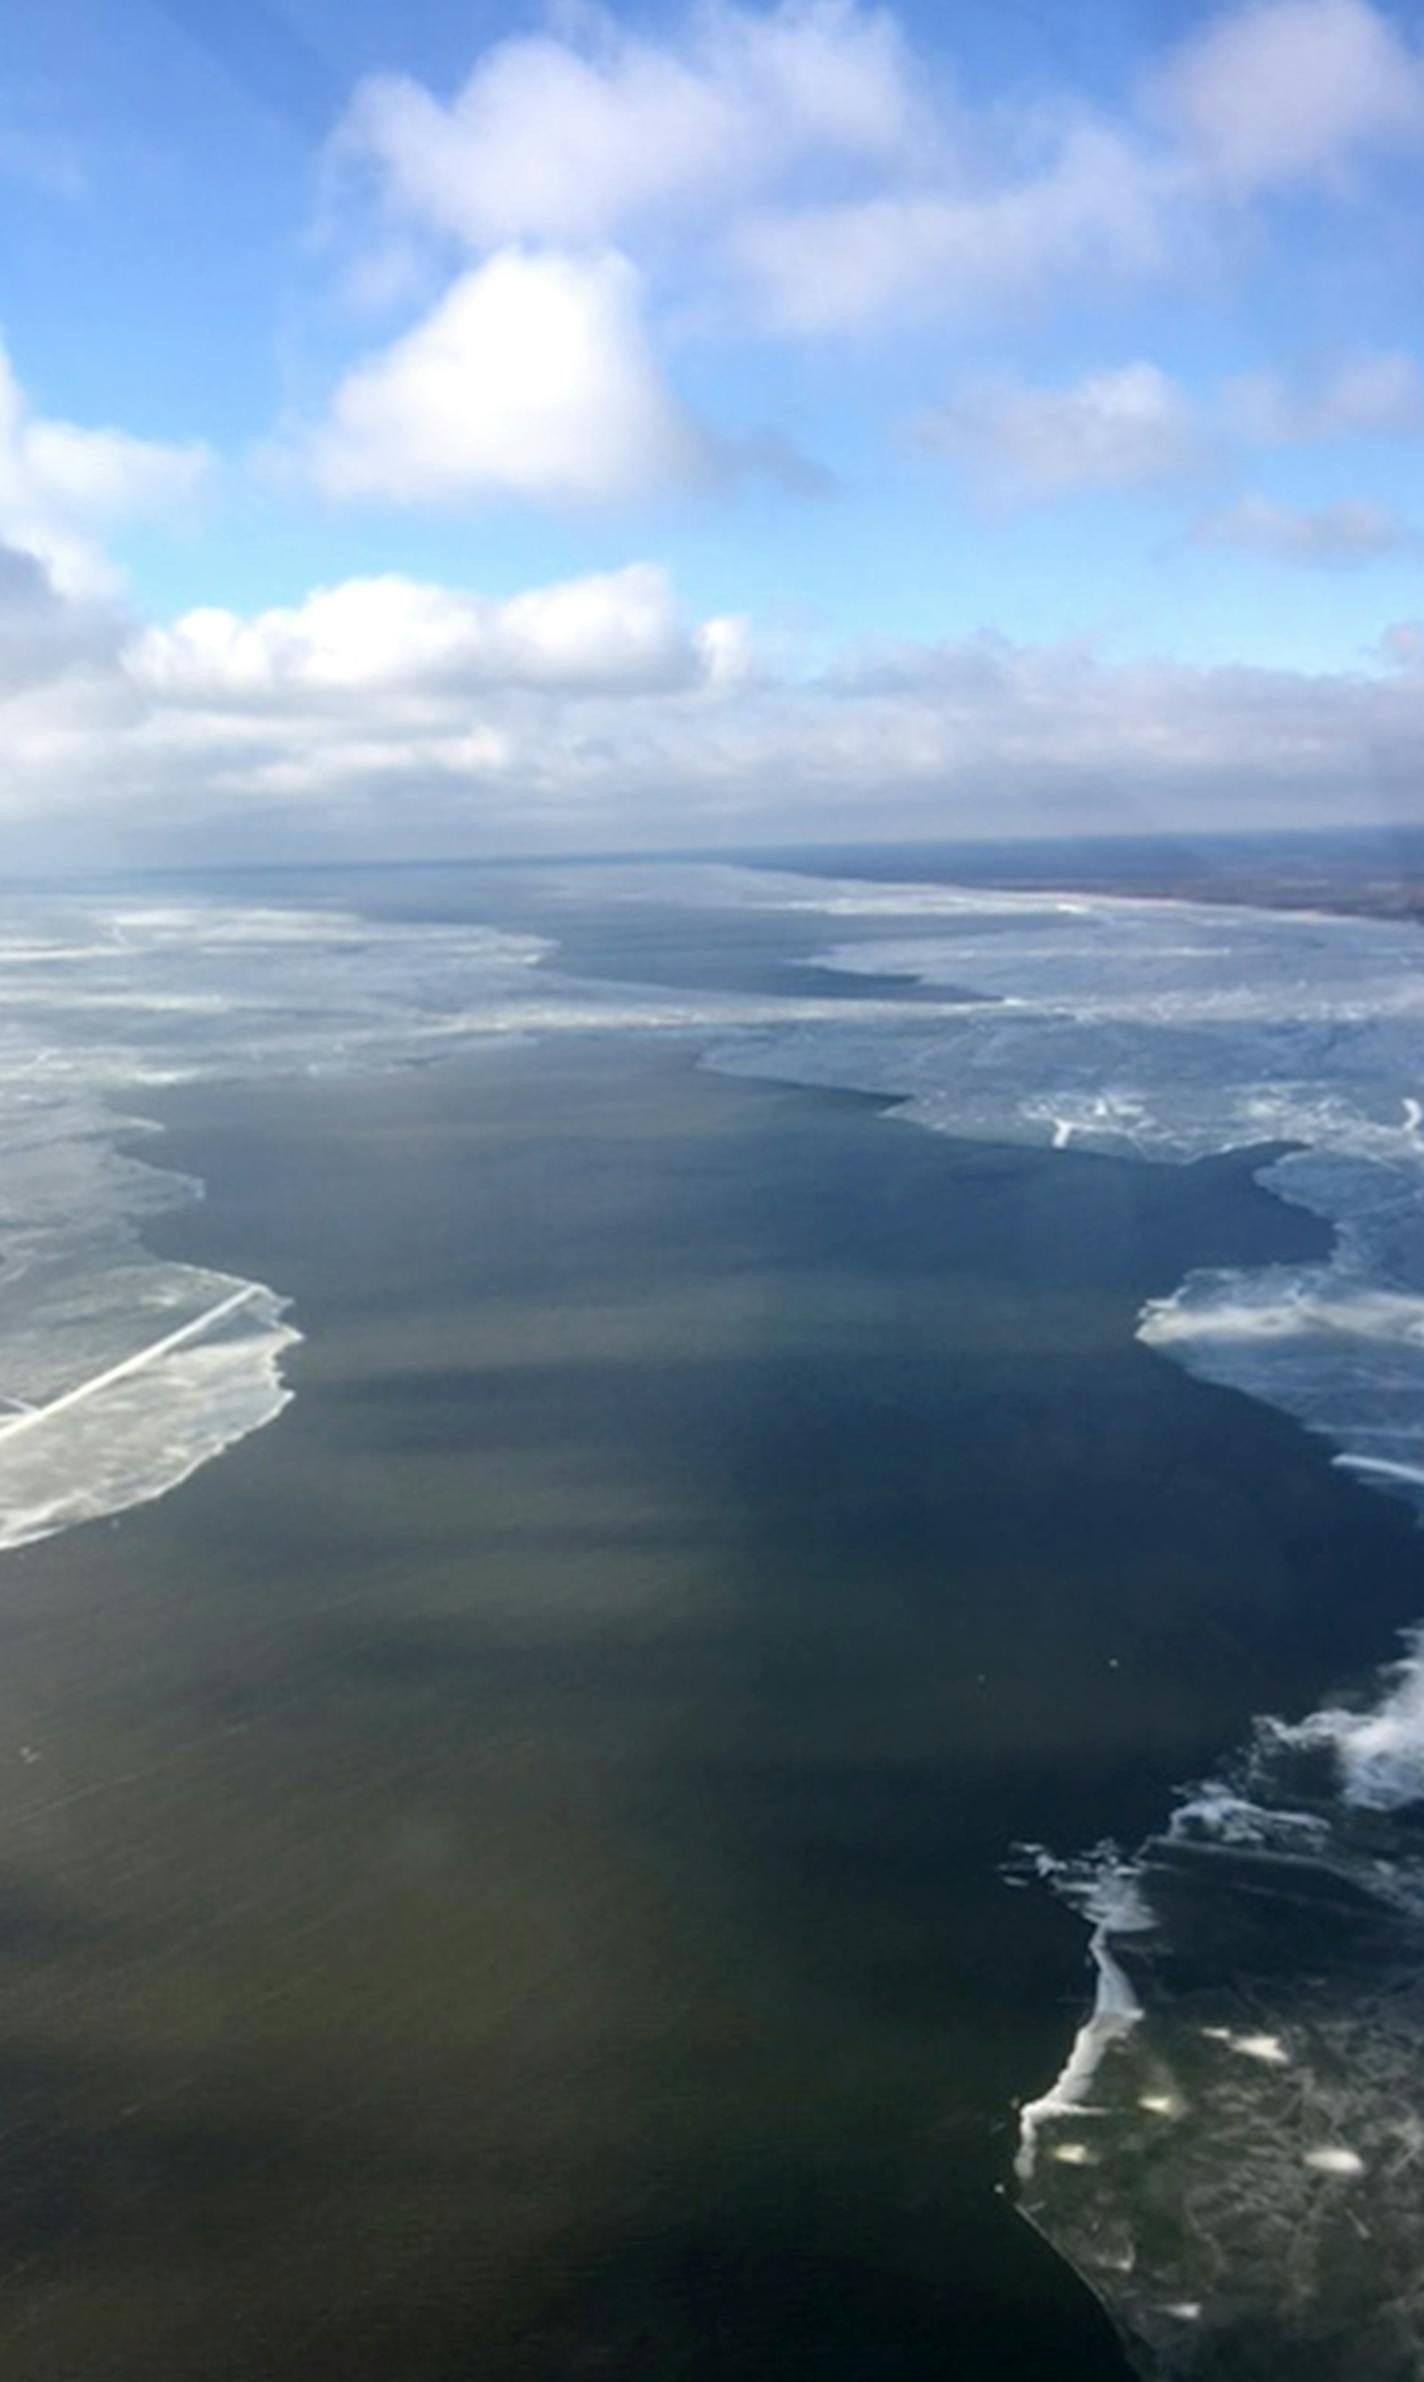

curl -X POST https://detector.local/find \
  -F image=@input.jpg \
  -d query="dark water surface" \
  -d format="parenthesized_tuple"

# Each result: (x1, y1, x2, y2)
(0, 1016, 1421, 2377)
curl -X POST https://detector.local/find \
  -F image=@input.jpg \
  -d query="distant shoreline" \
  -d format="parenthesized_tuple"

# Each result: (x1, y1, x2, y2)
(738, 836, 1424, 931)
(979, 870, 1424, 928)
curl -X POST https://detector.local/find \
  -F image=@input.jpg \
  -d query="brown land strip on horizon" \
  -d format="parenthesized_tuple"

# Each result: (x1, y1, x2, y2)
(974, 869, 1424, 927)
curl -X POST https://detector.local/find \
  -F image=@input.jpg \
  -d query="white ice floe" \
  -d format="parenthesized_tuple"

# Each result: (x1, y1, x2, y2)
(1200, 2029, 1291, 2066)
(1015, 1852, 1153, 2183)
(1266, 1626, 1424, 1813)
(0, 1274, 297, 1551)
(1302, 2147, 1367, 2176)
(0, 894, 552, 1554)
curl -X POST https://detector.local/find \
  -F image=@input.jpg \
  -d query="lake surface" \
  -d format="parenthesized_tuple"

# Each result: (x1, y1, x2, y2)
(0, 855, 1421, 2376)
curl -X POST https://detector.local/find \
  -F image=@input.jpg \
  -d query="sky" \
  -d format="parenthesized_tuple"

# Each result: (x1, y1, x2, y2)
(3, 0, 1424, 864)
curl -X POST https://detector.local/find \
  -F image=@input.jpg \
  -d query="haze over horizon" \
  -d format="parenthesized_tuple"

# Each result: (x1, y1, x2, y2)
(4, 0, 1424, 867)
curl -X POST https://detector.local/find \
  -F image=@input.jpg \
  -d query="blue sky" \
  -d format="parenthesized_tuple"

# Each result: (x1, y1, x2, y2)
(2, 0, 1424, 861)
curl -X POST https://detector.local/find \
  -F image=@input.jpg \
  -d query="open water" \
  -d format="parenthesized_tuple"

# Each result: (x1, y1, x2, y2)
(0, 850, 1420, 2374)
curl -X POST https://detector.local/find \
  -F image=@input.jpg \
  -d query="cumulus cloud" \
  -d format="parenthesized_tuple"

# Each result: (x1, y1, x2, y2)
(734, 1, 1424, 333)
(333, 0, 922, 249)
(320, 0, 1424, 359)
(0, 548, 1416, 862)
(918, 348, 1424, 508)
(0, 341, 209, 593)
(919, 363, 1201, 497)
(303, 248, 707, 504)
(74, 560, 764, 850)
(305, 3, 928, 501)
(324, 3, 1286, 341)
(326, 1, 1186, 340)
(290, 0, 1424, 508)
(1196, 492, 1418, 563)
(729, 121, 1177, 334)
(129, 564, 722, 701)
(1152, 0, 1424, 194)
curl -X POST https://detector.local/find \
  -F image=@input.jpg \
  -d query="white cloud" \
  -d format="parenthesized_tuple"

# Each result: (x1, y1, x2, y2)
(295, 0, 1424, 508)
(0, 341, 209, 594)
(304, 248, 706, 504)
(130, 564, 716, 701)
(1153, 0, 1424, 193)
(303, 0, 1424, 394)
(306, 2, 928, 495)
(324, 0, 1184, 348)
(1196, 492, 1418, 563)
(920, 363, 1201, 497)
(332, 2, 924, 250)
(1227, 351, 1424, 441)
(696, 612, 759, 689)
(0, 539, 121, 695)
(19, 419, 207, 519)
(729, 121, 1177, 334)
(736, 1, 1424, 334)
(0, 550, 1416, 861)
(918, 349, 1424, 507)
(78, 560, 767, 851)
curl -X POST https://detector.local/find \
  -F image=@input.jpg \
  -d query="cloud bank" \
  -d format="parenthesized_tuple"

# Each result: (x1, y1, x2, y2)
(3, 531, 1421, 864)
